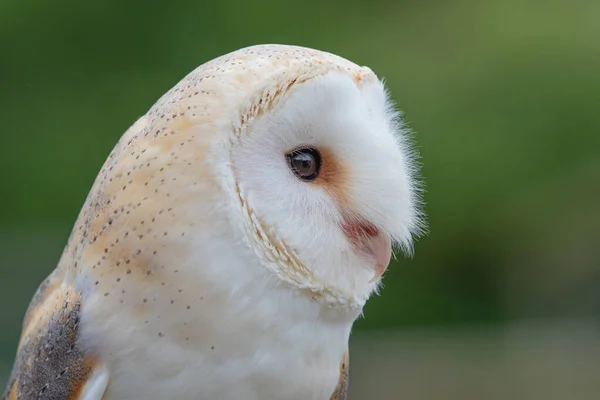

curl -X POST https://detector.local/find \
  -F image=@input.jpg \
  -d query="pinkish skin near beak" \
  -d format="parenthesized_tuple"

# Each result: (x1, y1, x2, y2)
(342, 220, 393, 282)
(359, 234, 392, 282)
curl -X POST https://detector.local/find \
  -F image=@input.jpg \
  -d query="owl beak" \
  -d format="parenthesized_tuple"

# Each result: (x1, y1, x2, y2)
(342, 219, 393, 282)
(363, 234, 392, 282)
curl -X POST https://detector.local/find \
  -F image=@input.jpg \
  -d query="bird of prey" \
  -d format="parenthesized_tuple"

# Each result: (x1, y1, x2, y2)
(2, 44, 423, 400)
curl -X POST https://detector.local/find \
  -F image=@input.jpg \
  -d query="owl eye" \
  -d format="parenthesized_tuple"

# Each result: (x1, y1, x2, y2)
(286, 147, 322, 181)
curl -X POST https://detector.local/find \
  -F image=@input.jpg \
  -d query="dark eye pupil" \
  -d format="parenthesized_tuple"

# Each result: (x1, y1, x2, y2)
(286, 148, 321, 181)
(294, 154, 313, 172)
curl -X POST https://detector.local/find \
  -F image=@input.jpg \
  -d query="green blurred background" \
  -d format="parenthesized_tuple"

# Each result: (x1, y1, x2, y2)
(1, 0, 599, 398)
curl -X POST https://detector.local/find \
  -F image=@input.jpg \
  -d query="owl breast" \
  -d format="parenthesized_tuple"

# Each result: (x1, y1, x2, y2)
(77, 244, 355, 400)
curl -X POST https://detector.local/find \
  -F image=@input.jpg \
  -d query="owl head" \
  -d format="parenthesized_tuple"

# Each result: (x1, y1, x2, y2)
(83, 44, 424, 314)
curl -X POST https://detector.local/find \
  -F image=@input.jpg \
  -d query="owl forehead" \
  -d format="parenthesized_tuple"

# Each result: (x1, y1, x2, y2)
(138, 45, 376, 141)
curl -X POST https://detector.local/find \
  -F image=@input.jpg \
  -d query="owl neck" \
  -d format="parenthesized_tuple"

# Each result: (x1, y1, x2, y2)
(185, 227, 364, 328)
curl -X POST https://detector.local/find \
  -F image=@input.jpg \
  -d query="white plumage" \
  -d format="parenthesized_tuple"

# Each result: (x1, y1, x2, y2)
(3, 44, 423, 400)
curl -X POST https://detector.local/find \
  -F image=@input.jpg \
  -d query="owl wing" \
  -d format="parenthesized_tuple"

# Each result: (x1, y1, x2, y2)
(2, 269, 109, 400)
(329, 349, 349, 400)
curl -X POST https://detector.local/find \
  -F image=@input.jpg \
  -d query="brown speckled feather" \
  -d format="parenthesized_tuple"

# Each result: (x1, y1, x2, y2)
(329, 349, 349, 400)
(2, 271, 96, 400)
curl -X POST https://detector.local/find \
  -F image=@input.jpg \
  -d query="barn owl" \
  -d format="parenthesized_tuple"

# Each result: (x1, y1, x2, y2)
(2, 44, 423, 400)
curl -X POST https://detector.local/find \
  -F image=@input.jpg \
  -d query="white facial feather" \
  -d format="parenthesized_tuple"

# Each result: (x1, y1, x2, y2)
(226, 71, 422, 308)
